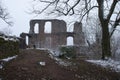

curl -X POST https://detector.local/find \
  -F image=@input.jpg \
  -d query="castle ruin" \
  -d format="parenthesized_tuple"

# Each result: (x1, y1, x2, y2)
(20, 19, 85, 50)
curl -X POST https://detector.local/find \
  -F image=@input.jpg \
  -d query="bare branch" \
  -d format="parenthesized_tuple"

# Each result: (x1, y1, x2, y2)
(0, 5, 13, 26)
(107, 0, 118, 20)
(32, 3, 52, 14)
(80, 6, 98, 21)
(55, 0, 81, 16)
(39, 0, 56, 3)
(110, 11, 120, 37)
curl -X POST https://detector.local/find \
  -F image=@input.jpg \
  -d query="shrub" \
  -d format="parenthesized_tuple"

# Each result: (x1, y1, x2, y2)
(59, 46, 76, 59)
(0, 38, 19, 59)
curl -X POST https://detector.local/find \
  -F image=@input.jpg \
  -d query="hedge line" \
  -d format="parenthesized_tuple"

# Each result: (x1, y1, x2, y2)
(0, 37, 19, 59)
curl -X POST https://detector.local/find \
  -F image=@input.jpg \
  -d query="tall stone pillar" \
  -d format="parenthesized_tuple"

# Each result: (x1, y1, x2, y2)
(29, 20, 35, 34)
(38, 21, 45, 48)
(51, 20, 67, 49)
(74, 22, 85, 46)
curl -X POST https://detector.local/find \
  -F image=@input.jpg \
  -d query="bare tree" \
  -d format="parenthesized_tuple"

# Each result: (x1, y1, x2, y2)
(32, 0, 120, 60)
(0, 2, 12, 26)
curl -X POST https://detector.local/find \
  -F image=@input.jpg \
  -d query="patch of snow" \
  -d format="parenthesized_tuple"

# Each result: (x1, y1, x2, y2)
(9, 38, 19, 42)
(3, 37, 9, 41)
(116, 49, 120, 54)
(48, 50, 72, 67)
(36, 48, 47, 50)
(47, 49, 61, 57)
(48, 49, 57, 56)
(49, 53, 54, 59)
(0, 35, 19, 42)
(0, 55, 17, 69)
(35, 48, 72, 67)
(36, 48, 61, 57)
(116, 65, 120, 69)
(39, 62, 46, 66)
(0, 65, 3, 69)
(56, 59, 72, 67)
(86, 59, 120, 72)
(2, 55, 17, 62)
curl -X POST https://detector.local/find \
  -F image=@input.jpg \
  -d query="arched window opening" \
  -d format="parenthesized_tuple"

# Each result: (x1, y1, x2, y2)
(67, 36, 74, 45)
(44, 22, 52, 33)
(34, 23, 39, 33)
(26, 36, 29, 46)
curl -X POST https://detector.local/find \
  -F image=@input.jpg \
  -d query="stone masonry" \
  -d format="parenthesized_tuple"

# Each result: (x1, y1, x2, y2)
(20, 19, 85, 50)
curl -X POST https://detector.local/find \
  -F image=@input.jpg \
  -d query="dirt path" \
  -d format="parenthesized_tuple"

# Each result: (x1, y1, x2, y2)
(1, 49, 77, 80)
(1, 49, 120, 80)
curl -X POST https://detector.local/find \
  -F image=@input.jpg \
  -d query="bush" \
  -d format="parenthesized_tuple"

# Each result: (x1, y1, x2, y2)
(0, 37, 19, 59)
(59, 46, 76, 59)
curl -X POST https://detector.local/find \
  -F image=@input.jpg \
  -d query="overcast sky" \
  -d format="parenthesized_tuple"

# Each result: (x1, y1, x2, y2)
(0, 0, 31, 36)
(2, 0, 119, 38)
(1, 0, 53, 36)
(0, 0, 78, 36)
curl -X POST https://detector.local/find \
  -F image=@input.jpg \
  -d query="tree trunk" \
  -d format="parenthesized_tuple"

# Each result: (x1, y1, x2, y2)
(101, 20, 111, 60)
(97, 0, 113, 60)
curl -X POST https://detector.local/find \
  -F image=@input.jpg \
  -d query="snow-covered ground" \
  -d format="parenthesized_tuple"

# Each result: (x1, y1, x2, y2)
(32, 48, 72, 67)
(39, 62, 46, 66)
(49, 53, 72, 67)
(86, 59, 120, 72)
(29, 48, 120, 72)
(0, 55, 17, 69)
(36, 48, 61, 56)
(0, 65, 2, 69)
(47, 49, 73, 67)
(2, 55, 17, 62)
(0, 35, 19, 42)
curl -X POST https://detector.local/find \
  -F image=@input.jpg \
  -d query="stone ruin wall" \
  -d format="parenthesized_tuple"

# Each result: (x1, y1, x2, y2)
(20, 19, 85, 52)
